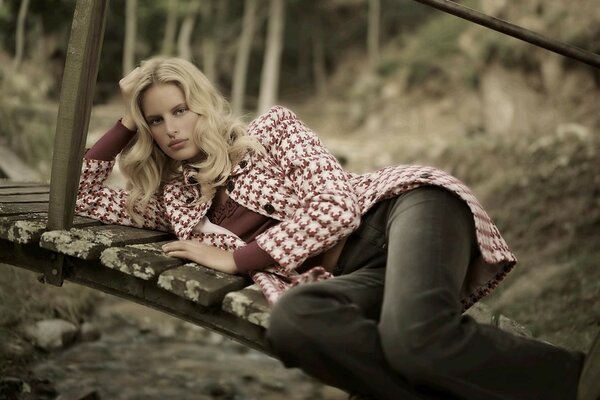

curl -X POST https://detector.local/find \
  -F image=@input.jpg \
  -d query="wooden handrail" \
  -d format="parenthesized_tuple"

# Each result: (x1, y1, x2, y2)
(46, 0, 109, 285)
(412, 0, 600, 69)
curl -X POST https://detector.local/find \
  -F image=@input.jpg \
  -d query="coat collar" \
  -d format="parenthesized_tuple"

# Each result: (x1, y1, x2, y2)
(181, 151, 254, 186)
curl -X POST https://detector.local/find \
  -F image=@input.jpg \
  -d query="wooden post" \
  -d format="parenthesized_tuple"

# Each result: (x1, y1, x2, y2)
(46, 0, 109, 286)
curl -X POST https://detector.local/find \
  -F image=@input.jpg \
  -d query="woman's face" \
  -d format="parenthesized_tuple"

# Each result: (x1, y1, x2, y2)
(141, 83, 203, 162)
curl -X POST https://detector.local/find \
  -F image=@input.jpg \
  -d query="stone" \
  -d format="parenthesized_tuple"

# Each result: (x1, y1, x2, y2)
(78, 322, 101, 342)
(23, 319, 78, 350)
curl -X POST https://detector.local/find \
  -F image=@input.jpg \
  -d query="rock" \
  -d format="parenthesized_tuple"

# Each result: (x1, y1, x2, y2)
(23, 319, 78, 350)
(56, 388, 101, 400)
(0, 377, 26, 398)
(78, 321, 101, 342)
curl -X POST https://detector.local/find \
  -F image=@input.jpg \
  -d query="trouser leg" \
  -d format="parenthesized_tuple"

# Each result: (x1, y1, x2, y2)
(266, 268, 451, 400)
(379, 187, 583, 400)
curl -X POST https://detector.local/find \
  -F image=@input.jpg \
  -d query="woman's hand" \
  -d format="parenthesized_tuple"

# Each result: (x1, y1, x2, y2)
(119, 67, 141, 130)
(162, 241, 237, 274)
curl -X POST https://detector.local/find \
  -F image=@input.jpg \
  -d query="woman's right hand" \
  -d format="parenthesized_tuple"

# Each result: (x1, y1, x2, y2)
(119, 67, 141, 130)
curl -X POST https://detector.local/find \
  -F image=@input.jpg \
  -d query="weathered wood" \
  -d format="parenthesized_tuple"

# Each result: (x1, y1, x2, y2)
(0, 214, 99, 244)
(157, 263, 248, 307)
(0, 242, 269, 354)
(100, 242, 182, 280)
(47, 0, 109, 232)
(0, 186, 49, 195)
(0, 181, 48, 189)
(0, 193, 49, 203)
(222, 285, 270, 328)
(40, 225, 174, 260)
(0, 202, 49, 216)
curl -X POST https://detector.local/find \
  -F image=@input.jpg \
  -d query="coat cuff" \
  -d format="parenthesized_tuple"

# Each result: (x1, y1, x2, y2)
(233, 241, 277, 273)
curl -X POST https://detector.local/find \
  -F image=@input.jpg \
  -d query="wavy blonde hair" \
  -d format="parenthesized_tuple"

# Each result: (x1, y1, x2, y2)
(119, 57, 263, 223)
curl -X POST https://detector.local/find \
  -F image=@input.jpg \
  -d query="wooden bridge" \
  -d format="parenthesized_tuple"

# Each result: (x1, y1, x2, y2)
(0, 180, 534, 355)
(1, 0, 596, 356)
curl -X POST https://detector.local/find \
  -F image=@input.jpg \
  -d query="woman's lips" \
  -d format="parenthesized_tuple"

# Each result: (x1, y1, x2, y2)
(168, 138, 188, 149)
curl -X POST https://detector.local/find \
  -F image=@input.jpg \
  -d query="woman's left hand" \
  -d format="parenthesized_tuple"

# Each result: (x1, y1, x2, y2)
(162, 241, 237, 274)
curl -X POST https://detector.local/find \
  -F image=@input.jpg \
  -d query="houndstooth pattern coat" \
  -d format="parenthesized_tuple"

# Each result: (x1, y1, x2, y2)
(76, 106, 516, 308)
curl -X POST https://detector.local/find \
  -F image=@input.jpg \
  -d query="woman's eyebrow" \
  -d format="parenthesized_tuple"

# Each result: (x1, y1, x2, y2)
(145, 103, 187, 120)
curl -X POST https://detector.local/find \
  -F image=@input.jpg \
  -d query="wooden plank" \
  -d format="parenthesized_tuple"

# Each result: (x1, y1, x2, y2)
(222, 285, 270, 328)
(0, 243, 269, 354)
(0, 181, 48, 188)
(0, 193, 49, 203)
(100, 242, 183, 280)
(157, 263, 248, 307)
(0, 186, 49, 195)
(47, 0, 109, 231)
(40, 225, 174, 260)
(0, 214, 99, 244)
(0, 202, 48, 216)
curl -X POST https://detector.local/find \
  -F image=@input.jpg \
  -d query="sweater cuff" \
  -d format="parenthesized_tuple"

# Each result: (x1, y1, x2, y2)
(233, 241, 277, 273)
(84, 119, 137, 160)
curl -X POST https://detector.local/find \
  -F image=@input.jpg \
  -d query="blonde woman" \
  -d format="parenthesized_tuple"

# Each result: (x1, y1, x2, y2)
(76, 57, 598, 400)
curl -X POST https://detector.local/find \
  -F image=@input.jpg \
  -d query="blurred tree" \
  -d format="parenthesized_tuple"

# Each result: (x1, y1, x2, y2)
(178, 0, 200, 60)
(258, 0, 285, 113)
(368, 0, 380, 65)
(123, 0, 137, 74)
(13, 0, 30, 70)
(232, 0, 258, 115)
(160, 0, 179, 56)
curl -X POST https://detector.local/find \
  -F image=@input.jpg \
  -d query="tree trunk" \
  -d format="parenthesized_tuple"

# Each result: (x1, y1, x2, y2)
(161, 0, 179, 56)
(231, 0, 257, 115)
(312, 16, 327, 98)
(257, 0, 285, 114)
(368, 0, 380, 66)
(123, 0, 137, 74)
(201, 0, 217, 82)
(13, 0, 30, 70)
(177, 0, 201, 61)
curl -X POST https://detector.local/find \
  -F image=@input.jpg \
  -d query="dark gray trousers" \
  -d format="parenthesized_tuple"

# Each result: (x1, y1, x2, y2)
(266, 187, 583, 400)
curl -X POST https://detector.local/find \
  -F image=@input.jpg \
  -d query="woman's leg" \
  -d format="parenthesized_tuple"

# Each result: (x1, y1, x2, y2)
(267, 198, 452, 399)
(379, 186, 584, 400)
(267, 268, 451, 400)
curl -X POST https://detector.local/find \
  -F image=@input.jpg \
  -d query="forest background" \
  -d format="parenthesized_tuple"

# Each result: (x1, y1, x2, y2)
(0, 0, 599, 396)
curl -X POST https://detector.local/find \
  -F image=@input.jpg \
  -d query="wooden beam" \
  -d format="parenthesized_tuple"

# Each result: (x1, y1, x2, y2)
(47, 0, 109, 232)
(46, 0, 109, 286)
(411, 0, 600, 69)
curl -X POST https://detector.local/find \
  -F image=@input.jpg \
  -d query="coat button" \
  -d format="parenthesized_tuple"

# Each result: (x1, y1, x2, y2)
(420, 172, 431, 179)
(264, 203, 275, 214)
(239, 160, 248, 168)
(226, 180, 235, 192)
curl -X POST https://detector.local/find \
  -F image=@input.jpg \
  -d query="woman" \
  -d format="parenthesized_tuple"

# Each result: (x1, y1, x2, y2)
(76, 57, 598, 400)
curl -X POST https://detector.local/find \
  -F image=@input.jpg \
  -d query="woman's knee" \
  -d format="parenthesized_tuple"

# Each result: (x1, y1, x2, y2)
(266, 285, 338, 362)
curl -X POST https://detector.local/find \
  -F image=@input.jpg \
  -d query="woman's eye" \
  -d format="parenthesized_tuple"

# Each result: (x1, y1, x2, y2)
(175, 107, 187, 116)
(148, 118, 162, 126)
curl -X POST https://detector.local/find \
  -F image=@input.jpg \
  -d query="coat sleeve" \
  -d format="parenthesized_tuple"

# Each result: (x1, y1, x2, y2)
(75, 158, 172, 232)
(254, 107, 361, 271)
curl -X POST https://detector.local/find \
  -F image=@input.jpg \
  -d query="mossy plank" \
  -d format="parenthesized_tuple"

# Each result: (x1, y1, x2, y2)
(0, 193, 49, 203)
(100, 245, 183, 280)
(40, 224, 174, 260)
(0, 202, 49, 216)
(0, 214, 99, 244)
(0, 186, 50, 195)
(222, 285, 270, 328)
(157, 263, 248, 307)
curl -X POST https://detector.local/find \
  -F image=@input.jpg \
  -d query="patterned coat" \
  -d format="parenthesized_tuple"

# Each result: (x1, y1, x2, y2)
(76, 106, 516, 308)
